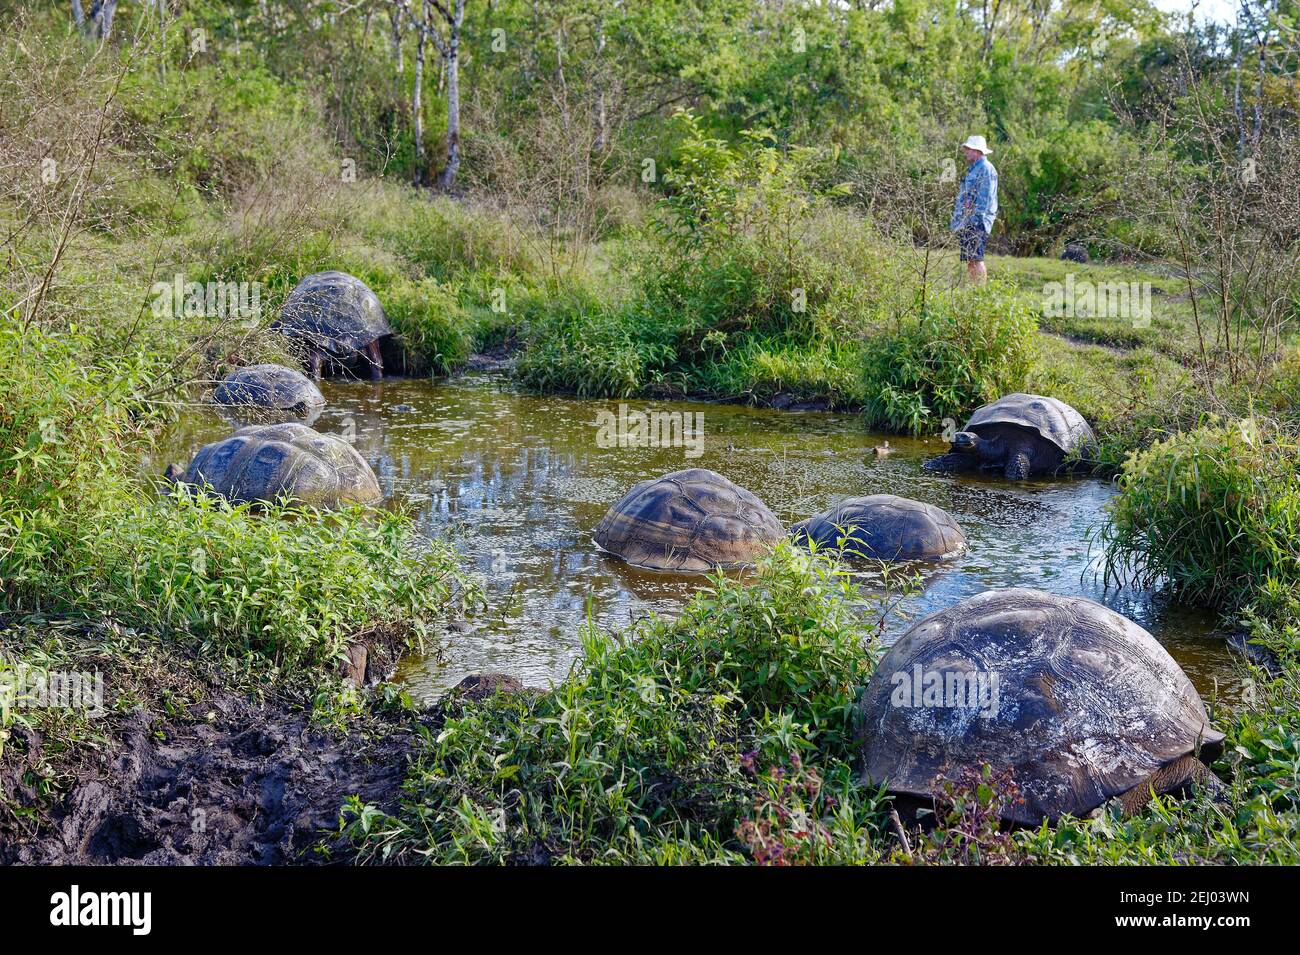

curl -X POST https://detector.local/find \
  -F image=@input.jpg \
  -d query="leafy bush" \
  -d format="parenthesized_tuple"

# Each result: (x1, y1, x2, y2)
(384, 277, 476, 376)
(1101, 420, 1300, 610)
(862, 281, 1038, 433)
(514, 290, 673, 398)
(997, 119, 1141, 255)
(513, 117, 881, 405)
(15, 489, 469, 671)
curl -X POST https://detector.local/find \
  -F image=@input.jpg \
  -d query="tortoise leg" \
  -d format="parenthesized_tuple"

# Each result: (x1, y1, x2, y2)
(1003, 444, 1033, 480)
(923, 453, 977, 474)
(307, 348, 324, 381)
(364, 340, 384, 380)
(1116, 755, 1224, 816)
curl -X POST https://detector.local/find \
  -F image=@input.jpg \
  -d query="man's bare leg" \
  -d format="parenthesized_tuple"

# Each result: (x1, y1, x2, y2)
(967, 260, 987, 285)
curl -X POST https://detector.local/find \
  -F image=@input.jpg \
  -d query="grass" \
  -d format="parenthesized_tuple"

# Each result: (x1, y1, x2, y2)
(860, 280, 1038, 433)
(8, 487, 473, 671)
(1101, 419, 1300, 613)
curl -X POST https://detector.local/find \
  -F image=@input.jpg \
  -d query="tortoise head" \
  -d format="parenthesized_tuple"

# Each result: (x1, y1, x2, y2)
(951, 431, 980, 454)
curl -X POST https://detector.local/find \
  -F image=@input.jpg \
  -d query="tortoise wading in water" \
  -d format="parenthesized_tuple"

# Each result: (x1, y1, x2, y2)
(924, 393, 1096, 480)
(211, 364, 325, 416)
(593, 468, 784, 572)
(273, 271, 392, 380)
(791, 494, 966, 561)
(857, 588, 1225, 825)
(165, 423, 381, 508)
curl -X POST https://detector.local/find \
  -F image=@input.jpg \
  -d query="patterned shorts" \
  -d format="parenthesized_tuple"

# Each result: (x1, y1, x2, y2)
(958, 224, 988, 262)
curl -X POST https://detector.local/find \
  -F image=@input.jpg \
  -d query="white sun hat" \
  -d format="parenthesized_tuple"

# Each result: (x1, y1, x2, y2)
(961, 135, 992, 155)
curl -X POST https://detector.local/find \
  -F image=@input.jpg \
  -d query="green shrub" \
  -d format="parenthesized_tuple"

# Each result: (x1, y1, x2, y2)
(14, 489, 469, 670)
(384, 278, 476, 376)
(862, 281, 1038, 433)
(512, 118, 883, 404)
(515, 290, 673, 398)
(1101, 420, 1300, 610)
(0, 323, 151, 517)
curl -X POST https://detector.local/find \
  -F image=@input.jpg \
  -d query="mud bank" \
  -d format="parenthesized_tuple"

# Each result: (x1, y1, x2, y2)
(1, 696, 414, 865)
(0, 618, 421, 866)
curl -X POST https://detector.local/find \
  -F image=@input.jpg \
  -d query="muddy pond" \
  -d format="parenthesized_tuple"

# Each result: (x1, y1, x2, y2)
(152, 373, 1240, 704)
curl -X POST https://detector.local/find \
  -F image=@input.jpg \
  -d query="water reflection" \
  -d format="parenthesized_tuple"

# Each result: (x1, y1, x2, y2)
(152, 373, 1237, 703)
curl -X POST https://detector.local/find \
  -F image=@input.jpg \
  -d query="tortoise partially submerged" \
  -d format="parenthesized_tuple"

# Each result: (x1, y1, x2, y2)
(273, 271, 392, 380)
(791, 494, 966, 561)
(166, 423, 381, 508)
(858, 589, 1225, 825)
(594, 468, 784, 572)
(924, 393, 1096, 480)
(211, 364, 325, 417)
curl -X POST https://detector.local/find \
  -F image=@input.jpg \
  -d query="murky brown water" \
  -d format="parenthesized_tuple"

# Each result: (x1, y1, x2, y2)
(152, 373, 1240, 704)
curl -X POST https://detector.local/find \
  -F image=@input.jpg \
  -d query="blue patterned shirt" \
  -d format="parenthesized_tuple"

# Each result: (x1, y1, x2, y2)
(951, 157, 998, 234)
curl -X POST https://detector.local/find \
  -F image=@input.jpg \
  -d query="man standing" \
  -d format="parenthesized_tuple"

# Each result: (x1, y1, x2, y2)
(950, 135, 998, 284)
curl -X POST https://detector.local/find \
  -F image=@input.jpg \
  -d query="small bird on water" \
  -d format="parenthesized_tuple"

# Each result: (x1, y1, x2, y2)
(872, 441, 894, 458)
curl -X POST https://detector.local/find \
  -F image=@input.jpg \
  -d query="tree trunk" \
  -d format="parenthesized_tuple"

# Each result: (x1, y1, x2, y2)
(435, 0, 464, 191)
(437, 32, 460, 189)
(593, 15, 608, 154)
(389, 4, 404, 74)
(413, 21, 426, 184)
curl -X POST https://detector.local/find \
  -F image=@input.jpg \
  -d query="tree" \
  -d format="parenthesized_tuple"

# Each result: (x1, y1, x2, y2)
(398, 0, 467, 190)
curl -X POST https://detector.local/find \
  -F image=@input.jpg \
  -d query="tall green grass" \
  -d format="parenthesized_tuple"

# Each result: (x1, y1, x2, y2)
(6, 488, 469, 671)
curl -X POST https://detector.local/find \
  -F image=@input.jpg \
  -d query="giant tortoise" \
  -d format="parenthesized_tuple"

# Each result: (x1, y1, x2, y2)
(273, 271, 392, 380)
(858, 588, 1224, 825)
(211, 364, 325, 418)
(593, 468, 784, 572)
(923, 394, 1096, 480)
(165, 423, 381, 508)
(791, 494, 966, 561)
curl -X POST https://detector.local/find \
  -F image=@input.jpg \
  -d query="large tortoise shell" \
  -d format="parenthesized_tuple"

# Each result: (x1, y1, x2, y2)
(791, 494, 966, 561)
(212, 364, 324, 412)
(180, 423, 381, 508)
(858, 588, 1224, 825)
(965, 393, 1096, 455)
(593, 468, 784, 572)
(273, 271, 392, 354)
